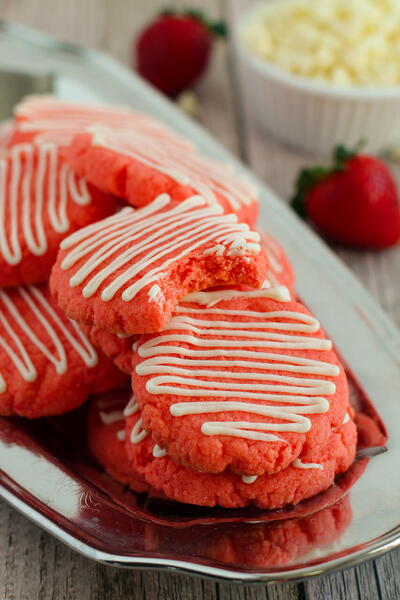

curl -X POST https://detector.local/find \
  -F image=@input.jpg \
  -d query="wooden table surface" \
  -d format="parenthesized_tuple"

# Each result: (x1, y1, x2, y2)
(0, 1, 399, 598)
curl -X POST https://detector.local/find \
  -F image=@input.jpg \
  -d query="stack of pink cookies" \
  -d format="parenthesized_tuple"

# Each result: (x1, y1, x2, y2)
(0, 96, 357, 509)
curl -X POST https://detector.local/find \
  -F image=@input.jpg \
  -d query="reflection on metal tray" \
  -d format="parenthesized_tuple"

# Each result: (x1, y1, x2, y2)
(0, 20, 400, 584)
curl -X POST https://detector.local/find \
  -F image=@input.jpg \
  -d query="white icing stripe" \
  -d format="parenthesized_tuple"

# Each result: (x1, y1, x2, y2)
(117, 429, 126, 441)
(153, 444, 168, 458)
(242, 475, 258, 484)
(136, 301, 339, 444)
(123, 395, 139, 417)
(148, 284, 164, 303)
(182, 285, 291, 307)
(168, 310, 321, 333)
(15, 97, 192, 150)
(130, 417, 148, 444)
(127, 398, 149, 443)
(0, 286, 98, 393)
(99, 409, 124, 425)
(0, 143, 91, 265)
(60, 194, 260, 303)
(87, 124, 257, 213)
(292, 458, 324, 470)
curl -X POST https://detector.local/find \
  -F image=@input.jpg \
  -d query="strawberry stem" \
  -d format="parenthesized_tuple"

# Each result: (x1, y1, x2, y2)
(291, 141, 366, 217)
(291, 166, 330, 217)
(160, 8, 228, 37)
(334, 140, 365, 165)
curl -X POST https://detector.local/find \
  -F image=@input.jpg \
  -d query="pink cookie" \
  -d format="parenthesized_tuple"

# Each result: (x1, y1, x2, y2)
(0, 284, 125, 418)
(65, 124, 259, 226)
(125, 402, 357, 509)
(50, 194, 267, 335)
(0, 141, 118, 287)
(131, 287, 349, 476)
(86, 232, 294, 374)
(87, 327, 135, 375)
(11, 96, 259, 225)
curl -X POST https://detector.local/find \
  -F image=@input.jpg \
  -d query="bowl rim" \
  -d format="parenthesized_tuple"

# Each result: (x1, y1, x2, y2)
(235, 0, 400, 101)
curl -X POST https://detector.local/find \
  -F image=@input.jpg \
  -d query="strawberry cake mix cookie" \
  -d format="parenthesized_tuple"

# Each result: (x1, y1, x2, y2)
(65, 125, 258, 225)
(131, 285, 349, 477)
(124, 399, 356, 509)
(87, 327, 135, 375)
(0, 141, 118, 287)
(87, 387, 356, 509)
(85, 232, 295, 374)
(11, 96, 259, 225)
(0, 284, 125, 419)
(50, 193, 267, 335)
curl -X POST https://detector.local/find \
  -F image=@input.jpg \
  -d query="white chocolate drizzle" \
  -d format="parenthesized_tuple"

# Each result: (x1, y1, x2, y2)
(183, 284, 290, 307)
(136, 287, 340, 445)
(86, 124, 257, 213)
(117, 429, 126, 441)
(127, 397, 149, 444)
(0, 285, 98, 393)
(14, 96, 191, 149)
(242, 475, 258, 484)
(60, 194, 261, 303)
(148, 284, 164, 304)
(99, 409, 124, 425)
(123, 395, 139, 417)
(292, 458, 324, 470)
(152, 444, 168, 458)
(0, 142, 91, 265)
(125, 399, 167, 459)
(14, 97, 257, 213)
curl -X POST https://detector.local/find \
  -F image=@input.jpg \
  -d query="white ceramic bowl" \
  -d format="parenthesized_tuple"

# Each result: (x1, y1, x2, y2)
(235, 2, 400, 156)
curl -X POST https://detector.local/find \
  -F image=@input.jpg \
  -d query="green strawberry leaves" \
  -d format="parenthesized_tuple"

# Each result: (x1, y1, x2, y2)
(160, 8, 228, 38)
(291, 141, 365, 217)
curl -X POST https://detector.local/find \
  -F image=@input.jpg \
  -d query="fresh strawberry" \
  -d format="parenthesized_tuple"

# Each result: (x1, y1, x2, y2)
(291, 145, 400, 249)
(135, 9, 227, 97)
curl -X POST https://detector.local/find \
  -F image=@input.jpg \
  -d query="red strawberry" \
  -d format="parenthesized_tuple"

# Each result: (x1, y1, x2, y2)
(291, 145, 400, 249)
(135, 10, 227, 97)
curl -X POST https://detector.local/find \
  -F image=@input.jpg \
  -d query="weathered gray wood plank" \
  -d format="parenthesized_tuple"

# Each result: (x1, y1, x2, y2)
(303, 568, 362, 600)
(355, 560, 382, 600)
(218, 582, 300, 600)
(375, 551, 400, 600)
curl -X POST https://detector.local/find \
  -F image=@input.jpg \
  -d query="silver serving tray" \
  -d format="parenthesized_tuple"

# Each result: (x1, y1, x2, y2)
(0, 21, 399, 584)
